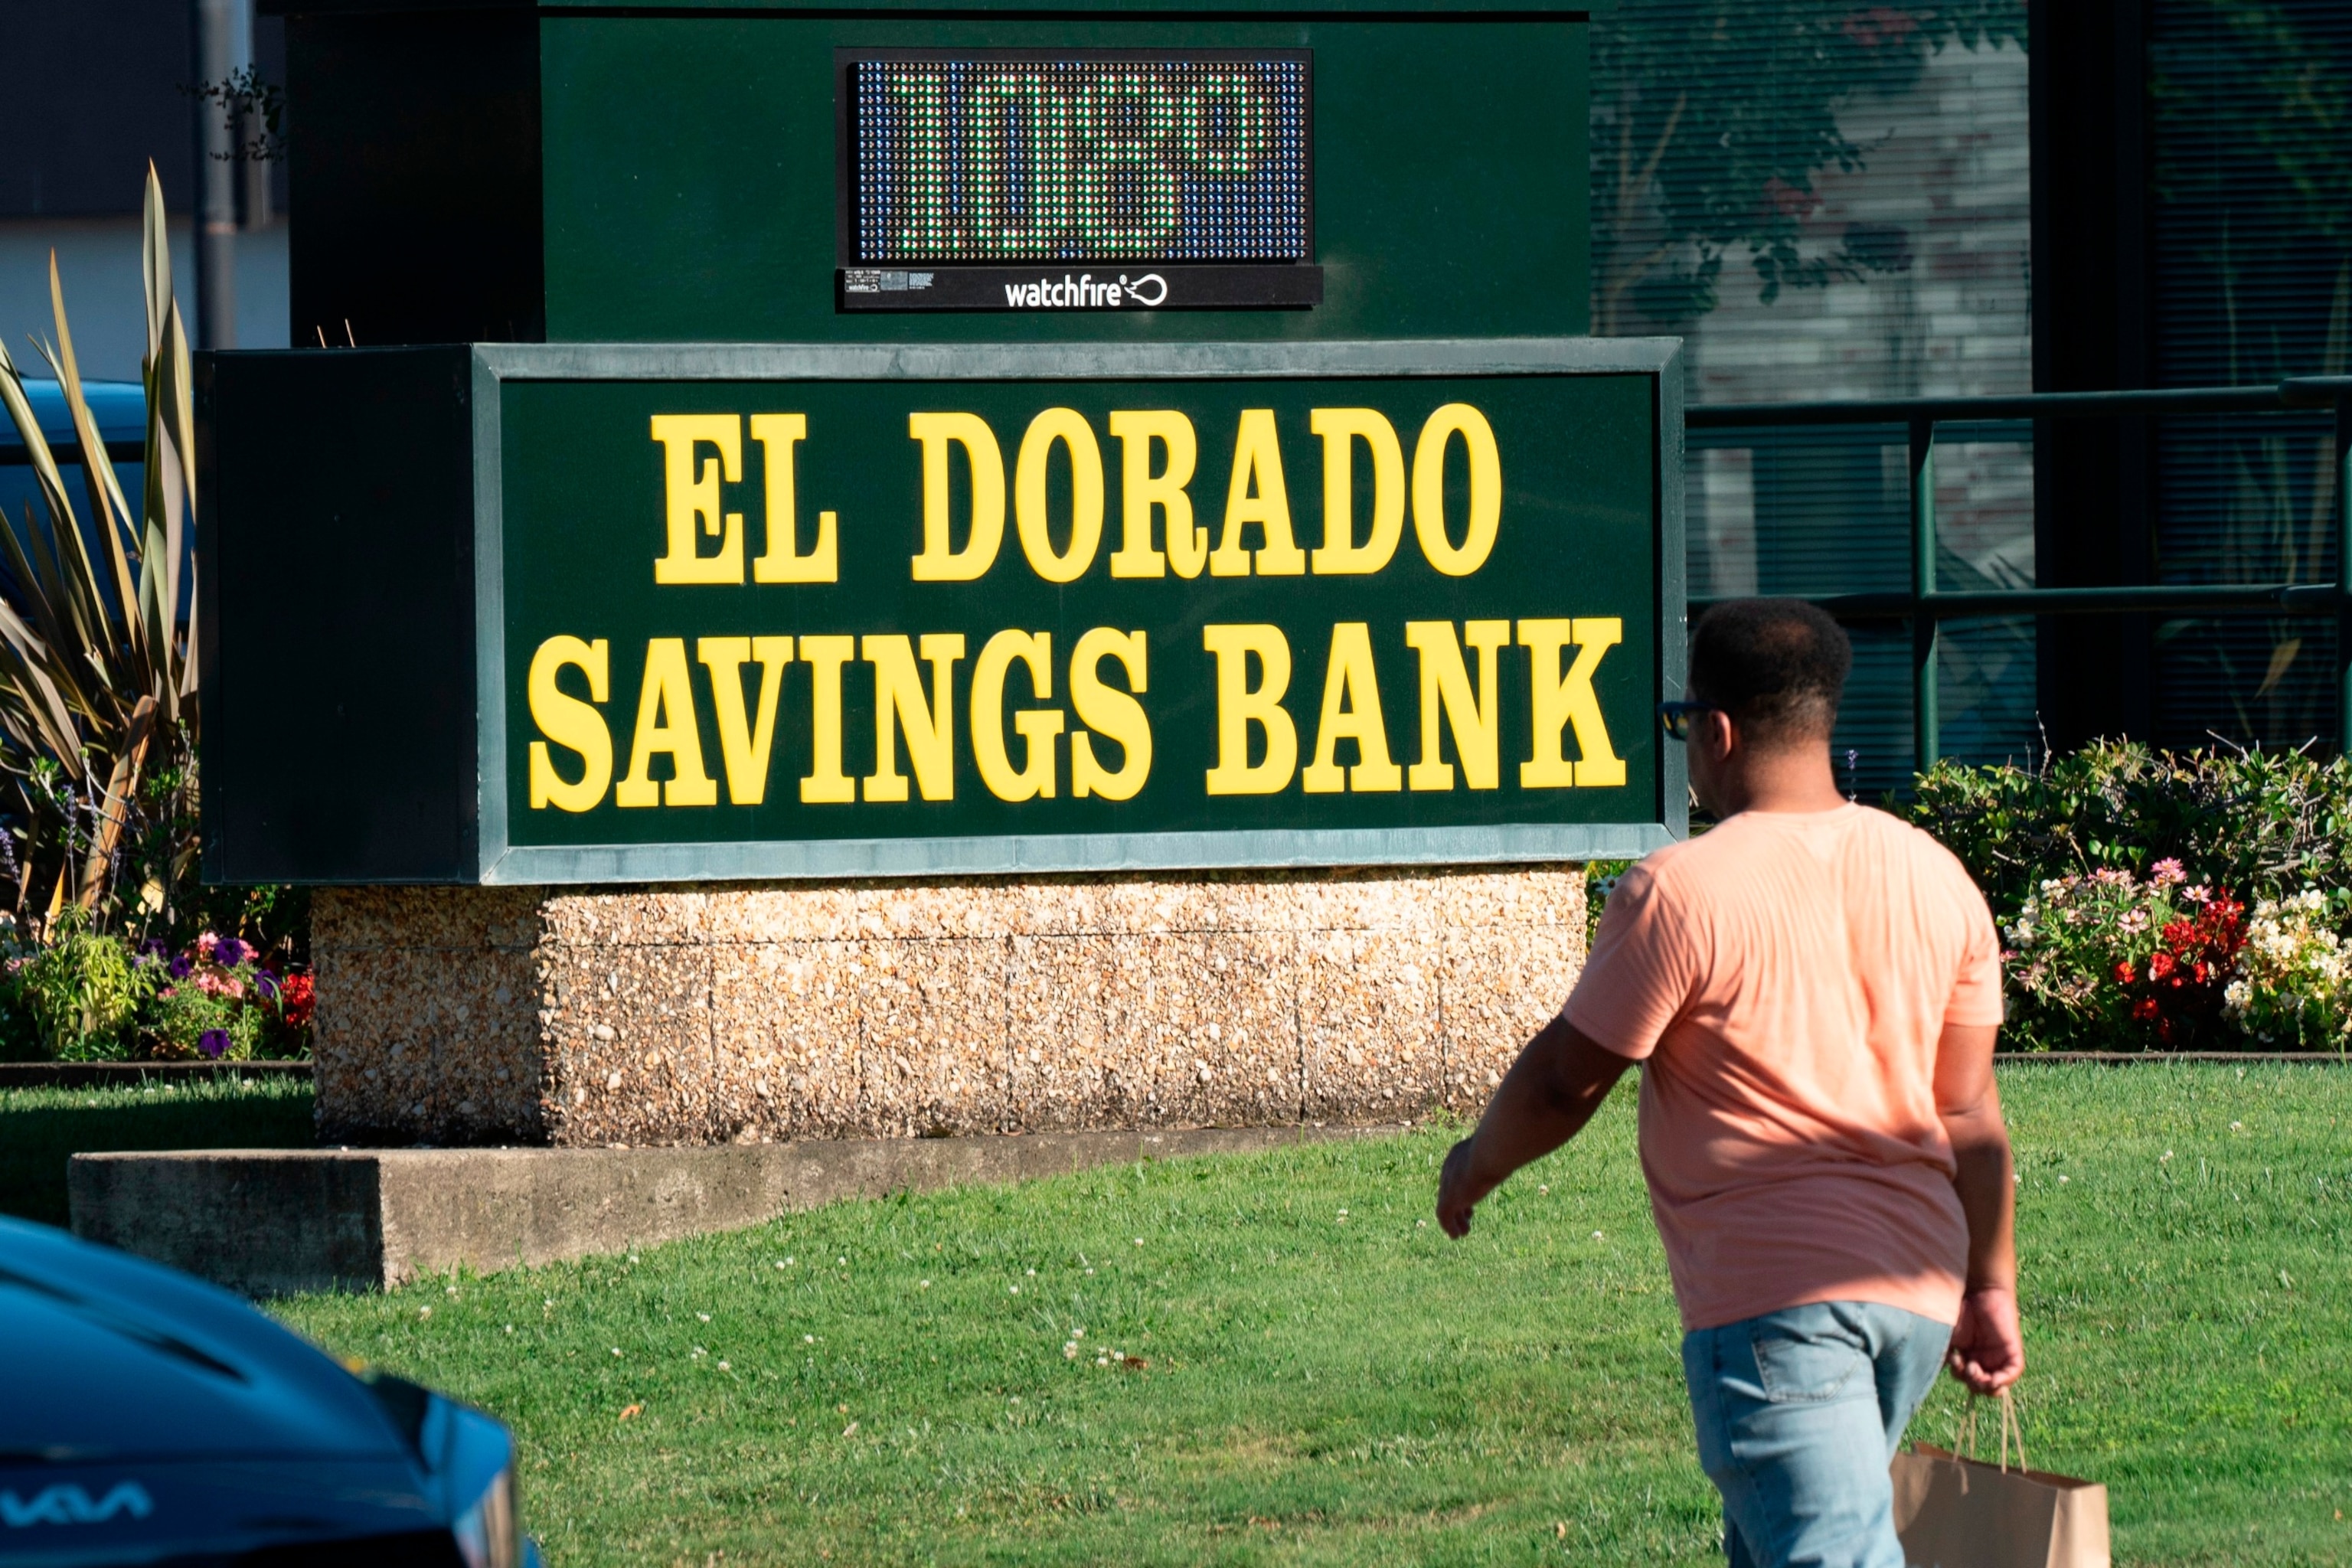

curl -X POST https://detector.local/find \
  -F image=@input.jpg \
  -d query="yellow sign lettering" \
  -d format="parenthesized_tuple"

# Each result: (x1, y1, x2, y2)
(1413, 403, 1502, 577)
(1108, 410, 1202, 579)
(1014, 408, 1105, 584)
(1518, 617, 1626, 789)
(1301, 622, 1402, 793)
(864, 632, 965, 802)
(650, 414, 743, 584)
(908, 413, 1005, 581)
(1404, 619, 1510, 790)
(972, 629, 1065, 802)
(1308, 409, 1406, 576)
(1202, 623, 1297, 794)
(797, 635, 857, 804)
(1208, 410, 1305, 577)
(748, 414, 837, 583)
(616, 638, 720, 807)
(1069, 628, 1151, 800)
(696, 635, 794, 805)
(528, 635, 611, 812)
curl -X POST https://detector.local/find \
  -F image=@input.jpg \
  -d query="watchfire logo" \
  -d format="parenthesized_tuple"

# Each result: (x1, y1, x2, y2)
(1001, 273, 1169, 310)
(1, 1482, 155, 1528)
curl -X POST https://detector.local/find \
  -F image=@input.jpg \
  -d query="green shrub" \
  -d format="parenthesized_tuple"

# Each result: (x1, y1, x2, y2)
(4, 913, 150, 1060)
(144, 975, 263, 1060)
(1583, 859, 1632, 949)
(1904, 740, 2352, 913)
(1905, 743, 2352, 1052)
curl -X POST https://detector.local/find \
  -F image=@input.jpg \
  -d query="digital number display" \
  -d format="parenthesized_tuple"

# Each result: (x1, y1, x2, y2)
(846, 53, 1311, 267)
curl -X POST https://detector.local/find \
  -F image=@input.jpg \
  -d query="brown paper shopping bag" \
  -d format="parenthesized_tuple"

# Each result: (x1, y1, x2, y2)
(1890, 1391, 2110, 1568)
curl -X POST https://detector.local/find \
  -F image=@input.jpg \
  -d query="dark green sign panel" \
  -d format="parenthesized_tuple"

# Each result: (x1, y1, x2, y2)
(469, 338, 1682, 881)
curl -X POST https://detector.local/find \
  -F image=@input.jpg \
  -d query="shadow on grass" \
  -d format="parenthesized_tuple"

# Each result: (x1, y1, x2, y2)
(0, 1081, 315, 1227)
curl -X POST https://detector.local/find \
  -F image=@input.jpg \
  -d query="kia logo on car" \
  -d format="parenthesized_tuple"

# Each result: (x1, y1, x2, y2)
(0, 1482, 155, 1528)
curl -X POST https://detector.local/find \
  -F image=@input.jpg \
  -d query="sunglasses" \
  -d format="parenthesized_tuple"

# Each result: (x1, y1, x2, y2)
(1656, 700, 1721, 741)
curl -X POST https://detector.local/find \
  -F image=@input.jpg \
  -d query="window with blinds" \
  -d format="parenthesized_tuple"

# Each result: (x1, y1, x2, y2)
(2149, 0, 2351, 752)
(1589, 1, 2034, 796)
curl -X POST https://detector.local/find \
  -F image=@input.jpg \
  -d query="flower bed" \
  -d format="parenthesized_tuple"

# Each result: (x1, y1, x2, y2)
(0, 919, 312, 1063)
(1908, 743, 2352, 1053)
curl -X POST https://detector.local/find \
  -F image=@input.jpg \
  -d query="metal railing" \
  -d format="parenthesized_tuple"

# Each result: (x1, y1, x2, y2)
(12, 379, 2351, 778)
(1688, 377, 2352, 773)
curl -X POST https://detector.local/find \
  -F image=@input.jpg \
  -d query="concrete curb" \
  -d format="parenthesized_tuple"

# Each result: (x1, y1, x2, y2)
(67, 1122, 1412, 1297)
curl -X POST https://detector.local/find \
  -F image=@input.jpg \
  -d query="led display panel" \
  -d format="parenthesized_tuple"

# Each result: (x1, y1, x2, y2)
(839, 51, 1319, 311)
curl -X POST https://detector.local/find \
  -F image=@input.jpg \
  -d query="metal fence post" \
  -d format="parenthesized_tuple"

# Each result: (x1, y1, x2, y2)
(2337, 391, 2351, 753)
(1909, 416, 1939, 772)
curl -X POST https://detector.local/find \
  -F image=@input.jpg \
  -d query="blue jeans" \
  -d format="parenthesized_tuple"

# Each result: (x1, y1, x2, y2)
(1681, 1301, 1951, 1568)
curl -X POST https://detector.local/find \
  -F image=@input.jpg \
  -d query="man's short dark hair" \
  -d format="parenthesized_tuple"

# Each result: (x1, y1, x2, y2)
(1687, 599, 1852, 747)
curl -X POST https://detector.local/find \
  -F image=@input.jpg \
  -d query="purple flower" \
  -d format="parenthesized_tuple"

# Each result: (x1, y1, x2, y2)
(196, 1029, 230, 1060)
(253, 970, 279, 1001)
(215, 937, 250, 968)
(168, 954, 191, 980)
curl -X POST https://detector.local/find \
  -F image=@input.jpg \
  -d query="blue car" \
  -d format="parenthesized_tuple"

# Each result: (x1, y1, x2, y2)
(0, 379, 151, 561)
(0, 1217, 537, 1566)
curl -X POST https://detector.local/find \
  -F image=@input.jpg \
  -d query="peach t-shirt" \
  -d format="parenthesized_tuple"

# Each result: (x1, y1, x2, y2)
(1564, 804, 2003, 1333)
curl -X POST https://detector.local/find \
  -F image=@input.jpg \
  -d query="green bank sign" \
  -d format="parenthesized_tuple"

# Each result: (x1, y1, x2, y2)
(201, 339, 1683, 884)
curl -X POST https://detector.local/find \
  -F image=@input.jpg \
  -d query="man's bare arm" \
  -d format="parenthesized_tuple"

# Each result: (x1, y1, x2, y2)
(1935, 1019, 2024, 1393)
(1436, 1014, 1632, 1238)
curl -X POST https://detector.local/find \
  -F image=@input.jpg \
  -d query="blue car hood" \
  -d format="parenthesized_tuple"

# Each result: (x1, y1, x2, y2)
(0, 1217, 407, 1465)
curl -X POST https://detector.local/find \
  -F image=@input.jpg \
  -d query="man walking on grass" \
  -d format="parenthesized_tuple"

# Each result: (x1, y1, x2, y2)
(1436, 599, 2024, 1568)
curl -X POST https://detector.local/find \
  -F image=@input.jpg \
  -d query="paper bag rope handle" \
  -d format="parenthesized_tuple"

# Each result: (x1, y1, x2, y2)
(1955, 1388, 2031, 1475)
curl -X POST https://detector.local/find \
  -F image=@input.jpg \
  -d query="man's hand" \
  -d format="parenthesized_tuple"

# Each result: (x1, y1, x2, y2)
(1946, 1283, 2024, 1393)
(1934, 1021, 2021, 1394)
(1431, 1017, 1631, 1240)
(1436, 1136, 1493, 1237)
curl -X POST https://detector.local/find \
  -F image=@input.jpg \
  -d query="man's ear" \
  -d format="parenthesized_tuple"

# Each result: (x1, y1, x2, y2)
(1704, 707, 1738, 760)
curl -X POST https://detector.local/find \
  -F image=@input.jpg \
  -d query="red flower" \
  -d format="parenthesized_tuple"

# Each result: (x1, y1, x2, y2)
(2148, 951, 2177, 980)
(2131, 997, 2160, 1021)
(2112, 960, 2135, 985)
(279, 972, 316, 1029)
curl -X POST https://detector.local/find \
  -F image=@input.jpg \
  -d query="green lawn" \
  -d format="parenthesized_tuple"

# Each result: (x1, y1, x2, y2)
(0, 1077, 315, 1226)
(256, 1064, 2348, 1567)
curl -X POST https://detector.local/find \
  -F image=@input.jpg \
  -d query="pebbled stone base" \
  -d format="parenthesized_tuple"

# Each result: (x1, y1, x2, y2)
(309, 867, 1586, 1148)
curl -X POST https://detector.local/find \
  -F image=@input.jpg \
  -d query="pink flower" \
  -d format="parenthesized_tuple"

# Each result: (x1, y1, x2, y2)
(2151, 858, 2187, 887)
(195, 932, 219, 960)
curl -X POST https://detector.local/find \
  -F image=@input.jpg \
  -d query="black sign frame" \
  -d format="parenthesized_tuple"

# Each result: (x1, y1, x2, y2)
(833, 47, 1322, 312)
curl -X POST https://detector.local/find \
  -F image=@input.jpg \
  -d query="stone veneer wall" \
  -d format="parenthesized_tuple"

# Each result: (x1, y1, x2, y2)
(310, 867, 1587, 1148)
